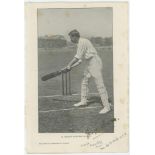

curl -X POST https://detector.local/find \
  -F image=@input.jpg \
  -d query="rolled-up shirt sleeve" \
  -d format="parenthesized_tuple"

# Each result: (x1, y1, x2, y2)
(74, 40, 85, 59)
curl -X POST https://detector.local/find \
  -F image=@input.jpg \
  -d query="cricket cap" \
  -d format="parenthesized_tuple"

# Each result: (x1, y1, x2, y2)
(68, 29, 80, 37)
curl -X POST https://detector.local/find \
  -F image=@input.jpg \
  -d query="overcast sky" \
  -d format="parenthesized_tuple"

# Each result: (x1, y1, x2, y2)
(38, 8, 112, 40)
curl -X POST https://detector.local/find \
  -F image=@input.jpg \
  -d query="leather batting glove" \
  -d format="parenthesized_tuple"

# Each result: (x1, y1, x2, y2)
(66, 66, 71, 70)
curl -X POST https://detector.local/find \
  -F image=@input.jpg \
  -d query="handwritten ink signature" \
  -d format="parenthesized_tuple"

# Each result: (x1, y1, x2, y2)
(81, 132, 127, 150)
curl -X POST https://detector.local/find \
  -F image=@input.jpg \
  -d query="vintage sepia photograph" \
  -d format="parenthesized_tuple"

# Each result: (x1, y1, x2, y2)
(38, 8, 114, 133)
(25, 2, 128, 153)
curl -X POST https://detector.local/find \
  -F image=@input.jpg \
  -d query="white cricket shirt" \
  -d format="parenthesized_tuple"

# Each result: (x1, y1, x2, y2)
(74, 38, 97, 60)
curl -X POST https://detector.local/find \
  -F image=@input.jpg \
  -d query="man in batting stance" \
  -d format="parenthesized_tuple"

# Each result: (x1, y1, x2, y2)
(65, 29, 111, 114)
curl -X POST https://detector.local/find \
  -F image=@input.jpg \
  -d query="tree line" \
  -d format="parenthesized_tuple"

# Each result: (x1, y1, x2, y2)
(38, 35, 113, 48)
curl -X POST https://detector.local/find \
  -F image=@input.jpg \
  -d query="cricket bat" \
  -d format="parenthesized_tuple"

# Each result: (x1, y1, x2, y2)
(41, 60, 81, 81)
(41, 68, 70, 81)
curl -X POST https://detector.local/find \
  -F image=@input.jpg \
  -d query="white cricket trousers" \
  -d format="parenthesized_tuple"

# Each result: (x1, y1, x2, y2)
(81, 54, 110, 108)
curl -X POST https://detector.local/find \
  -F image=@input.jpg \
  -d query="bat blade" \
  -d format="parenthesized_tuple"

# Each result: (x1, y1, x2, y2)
(41, 68, 71, 81)
(41, 70, 61, 81)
